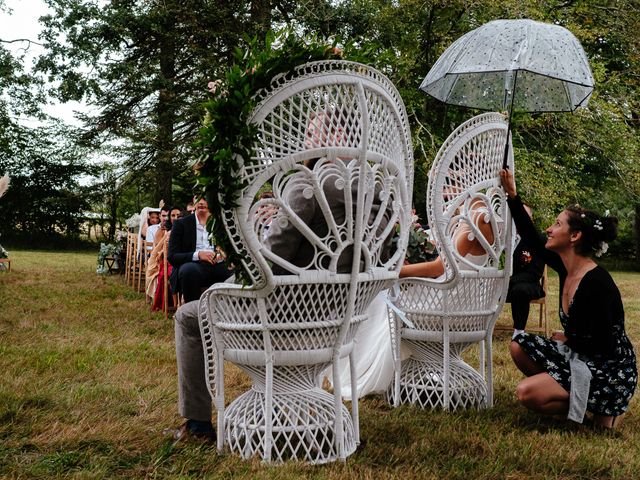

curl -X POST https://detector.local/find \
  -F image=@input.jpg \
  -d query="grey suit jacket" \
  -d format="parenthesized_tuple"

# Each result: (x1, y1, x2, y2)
(266, 163, 391, 275)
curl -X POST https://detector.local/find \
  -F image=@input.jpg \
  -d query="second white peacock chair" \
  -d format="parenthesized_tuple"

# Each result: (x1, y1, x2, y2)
(388, 112, 514, 410)
(199, 60, 414, 463)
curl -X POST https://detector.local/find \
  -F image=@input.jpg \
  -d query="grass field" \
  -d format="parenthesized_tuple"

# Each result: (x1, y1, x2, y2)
(1, 250, 639, 479)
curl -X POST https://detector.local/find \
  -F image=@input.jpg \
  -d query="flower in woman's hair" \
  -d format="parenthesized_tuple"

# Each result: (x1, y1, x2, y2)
(604, 209, 610, 217)
(593, 219, 603, 231)
(595, 241, 608, 257)
(520, 250, 532, 264)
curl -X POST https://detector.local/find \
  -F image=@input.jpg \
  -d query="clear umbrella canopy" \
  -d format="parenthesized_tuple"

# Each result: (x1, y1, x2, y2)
(420, 19, 594, 113)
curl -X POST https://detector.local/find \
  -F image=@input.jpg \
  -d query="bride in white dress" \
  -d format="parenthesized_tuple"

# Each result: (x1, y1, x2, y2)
(333, 200, 494, 400)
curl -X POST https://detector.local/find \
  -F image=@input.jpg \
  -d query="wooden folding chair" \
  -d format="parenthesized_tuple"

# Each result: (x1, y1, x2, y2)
(128, 233, 140, 288)
(528, 265, 548, 335)
(124, 232, 133, 284)
(135, 240, 151, 293)
(495, 265, 548, 335)
(162, 240, 172, 319)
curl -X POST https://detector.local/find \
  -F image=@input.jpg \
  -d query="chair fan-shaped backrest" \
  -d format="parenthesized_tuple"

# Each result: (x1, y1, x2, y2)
(427, 112, 514, 284)
(223, 61, 414, 289)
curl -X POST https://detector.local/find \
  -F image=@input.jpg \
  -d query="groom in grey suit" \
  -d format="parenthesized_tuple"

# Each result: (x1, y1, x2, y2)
(172, 162, 354, 440)
(171, 109, 391, 441)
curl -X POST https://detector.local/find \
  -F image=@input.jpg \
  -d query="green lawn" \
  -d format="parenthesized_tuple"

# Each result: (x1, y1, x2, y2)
(1, 250, 639, 479)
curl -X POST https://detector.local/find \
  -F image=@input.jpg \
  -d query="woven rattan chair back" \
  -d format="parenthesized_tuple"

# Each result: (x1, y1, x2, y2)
(199, 60, 413, 463)
(388, 112, 514, 410)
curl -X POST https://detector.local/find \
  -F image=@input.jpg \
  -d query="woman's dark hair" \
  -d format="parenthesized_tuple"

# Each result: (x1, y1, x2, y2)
(165, 206, 182, 232)
(147, 210, 160, 226)
(565, 204, 618, 256)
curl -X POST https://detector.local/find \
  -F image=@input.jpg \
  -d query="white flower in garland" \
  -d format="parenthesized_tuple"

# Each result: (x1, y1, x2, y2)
(0, 175, 9, 199)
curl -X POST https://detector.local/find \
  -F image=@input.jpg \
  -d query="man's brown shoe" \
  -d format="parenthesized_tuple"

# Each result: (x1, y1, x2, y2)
(166, 422, 215, 444)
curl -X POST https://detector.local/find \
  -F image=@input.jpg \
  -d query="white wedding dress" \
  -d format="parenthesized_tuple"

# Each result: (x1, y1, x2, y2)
(331, 252, 488, 400)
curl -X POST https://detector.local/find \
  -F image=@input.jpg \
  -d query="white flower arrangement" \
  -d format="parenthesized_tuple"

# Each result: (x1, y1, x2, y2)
(115, 229, 128, 243)
(594, 241, 608, 257)
(96, 242, 123, 275)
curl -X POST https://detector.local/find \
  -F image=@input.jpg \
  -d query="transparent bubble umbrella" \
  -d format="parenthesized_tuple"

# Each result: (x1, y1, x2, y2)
(420, 19, 594, 167)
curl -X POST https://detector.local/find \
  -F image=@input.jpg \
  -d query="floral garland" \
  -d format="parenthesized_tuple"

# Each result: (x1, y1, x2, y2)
(194, 29, 376, 284)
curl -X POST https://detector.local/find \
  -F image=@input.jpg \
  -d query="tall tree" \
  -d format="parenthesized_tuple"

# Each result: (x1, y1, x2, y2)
(36, 0, 284, 205)
(0, 122, 94, 241)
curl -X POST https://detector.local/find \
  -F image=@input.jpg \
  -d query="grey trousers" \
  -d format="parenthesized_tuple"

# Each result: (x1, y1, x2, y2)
(175, 300, 212, 422)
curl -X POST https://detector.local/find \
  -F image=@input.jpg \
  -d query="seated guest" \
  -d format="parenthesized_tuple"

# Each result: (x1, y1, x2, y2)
(147, 205, 170, 247)
(507, 204, 546, 338)
(140, 208, 160, 241)
(167, 197, 231, 303)
(399, 198, 495, 278)
(146, 206, 182, 300)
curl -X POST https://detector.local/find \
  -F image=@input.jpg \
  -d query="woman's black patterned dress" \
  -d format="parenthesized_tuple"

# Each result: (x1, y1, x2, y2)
(508, 196, 637, 416)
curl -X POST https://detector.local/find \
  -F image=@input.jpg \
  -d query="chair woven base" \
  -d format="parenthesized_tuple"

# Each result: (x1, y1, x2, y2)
(387, 346, 487, 410)
(225, 387, 356, 464)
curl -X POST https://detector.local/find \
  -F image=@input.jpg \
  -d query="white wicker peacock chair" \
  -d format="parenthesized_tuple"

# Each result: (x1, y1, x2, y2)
(199, 60, 413, 463)
(388, 112, 514, 410)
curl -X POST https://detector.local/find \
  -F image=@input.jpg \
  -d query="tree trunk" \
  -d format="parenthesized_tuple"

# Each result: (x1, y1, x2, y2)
(251, 0, 272, 39)
(155, 19, 177, 206)
(108, 193, 117, 241)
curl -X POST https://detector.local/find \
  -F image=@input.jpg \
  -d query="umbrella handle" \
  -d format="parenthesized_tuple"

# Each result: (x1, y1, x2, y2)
(502, 122, 511, 169)
(502, 70, 518, 169)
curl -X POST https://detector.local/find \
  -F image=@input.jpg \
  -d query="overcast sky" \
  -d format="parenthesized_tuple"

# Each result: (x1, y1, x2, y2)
(1, 0, 88, 125)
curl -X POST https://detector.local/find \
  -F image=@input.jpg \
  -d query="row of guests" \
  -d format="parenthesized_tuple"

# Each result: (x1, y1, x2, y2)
(142, 203, 195, 311)
(149, 191, 543, 334)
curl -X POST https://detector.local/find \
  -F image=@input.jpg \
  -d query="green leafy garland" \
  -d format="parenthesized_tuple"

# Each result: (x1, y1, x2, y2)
(195, 29, 377, 284)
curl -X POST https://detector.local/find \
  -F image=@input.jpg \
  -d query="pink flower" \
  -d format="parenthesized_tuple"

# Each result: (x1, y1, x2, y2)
(324, 46, 343, 57)
(207, 80, 222, 93)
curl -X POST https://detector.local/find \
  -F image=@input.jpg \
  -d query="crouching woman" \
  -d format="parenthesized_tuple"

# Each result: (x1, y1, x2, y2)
(500, 168, 636, 429)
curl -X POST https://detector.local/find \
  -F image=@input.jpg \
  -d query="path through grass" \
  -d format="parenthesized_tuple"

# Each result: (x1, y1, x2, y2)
(1, 250, 639, 479)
